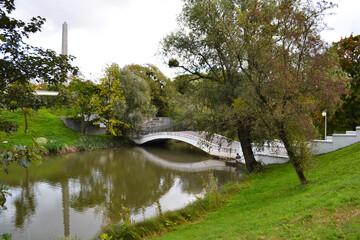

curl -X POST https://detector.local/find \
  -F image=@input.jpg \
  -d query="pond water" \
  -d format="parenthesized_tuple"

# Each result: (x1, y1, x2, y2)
(0, 144, 241, 239)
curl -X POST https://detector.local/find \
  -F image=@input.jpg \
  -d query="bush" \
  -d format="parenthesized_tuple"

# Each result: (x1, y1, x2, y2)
(35, 137, 48, 146)
(45, 141, 62, 153)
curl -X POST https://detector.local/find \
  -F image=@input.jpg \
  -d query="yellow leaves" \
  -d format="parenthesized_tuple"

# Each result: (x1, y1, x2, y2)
(233, 98, 248, 112)
(91, 64, 127, 137)
(108, 127, 119, 137)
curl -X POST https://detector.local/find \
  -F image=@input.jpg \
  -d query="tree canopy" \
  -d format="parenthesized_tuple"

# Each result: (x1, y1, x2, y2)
(117, 66, 156, 137)
(67, 79, 100, 135)
(327, 34, 360, 132)
(93, 63, 156, 138)
(92, 63, 127, 137)
(162, 0, 348, 184)
(127, 64, 175, 117)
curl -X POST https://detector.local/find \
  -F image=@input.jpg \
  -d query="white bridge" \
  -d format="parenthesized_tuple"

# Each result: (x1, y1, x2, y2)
(134, 126, 360, 165)
(133, 131, 289, 165)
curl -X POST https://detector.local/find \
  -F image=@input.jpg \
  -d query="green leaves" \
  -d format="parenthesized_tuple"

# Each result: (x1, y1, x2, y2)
(14, 145, 26, 151)
(327, 34, 360, 132)
(93, 63, 126, 137)
(0, 140, 45, 174)
(18, 157, 31, 168)
(0, 120, 18, 136)
(168, 59, 180, 68)
(0, 233, 12, 240)
(126, 64, 172, 117)
(66, 78, 100, 135)
(0, 184, 12, 210)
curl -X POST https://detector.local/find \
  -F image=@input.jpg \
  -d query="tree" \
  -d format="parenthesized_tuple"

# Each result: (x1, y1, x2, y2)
(3, 81, 66, 134)
(162, 0, 347, 184)
(92, 63, 127, 137)
(118, 66, 156, 136)
(127, 64, 175, 117)
(169, 74, 199, 129)
(3, 82, 39, 133)
(161, 0, 261, 172)
(173, 74, 194, 95)
(327, 34, 360, 132)
(93, 63, 156, 138)
(232, 0, 347, 185)
(67, 79, 100, 135)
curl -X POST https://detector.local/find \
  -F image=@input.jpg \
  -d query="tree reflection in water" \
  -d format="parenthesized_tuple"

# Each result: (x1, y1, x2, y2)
(13, 169, 36, 229)
(0, 146, 241, 239)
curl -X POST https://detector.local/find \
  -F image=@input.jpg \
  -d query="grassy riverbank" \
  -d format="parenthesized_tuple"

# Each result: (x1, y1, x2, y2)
(103, 141, 360, 239)
(157, 142, 360, 239)
(0, 108, 120, 152)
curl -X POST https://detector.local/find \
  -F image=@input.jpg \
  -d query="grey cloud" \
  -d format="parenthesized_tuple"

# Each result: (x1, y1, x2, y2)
(14, 0, 131, 30)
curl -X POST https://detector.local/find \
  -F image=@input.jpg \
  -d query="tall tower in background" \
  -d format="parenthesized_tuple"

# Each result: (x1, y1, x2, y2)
(61, 22, 68, 55)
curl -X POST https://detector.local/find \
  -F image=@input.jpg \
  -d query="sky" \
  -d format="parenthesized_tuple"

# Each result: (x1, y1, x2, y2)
(11, 0, 360, 81)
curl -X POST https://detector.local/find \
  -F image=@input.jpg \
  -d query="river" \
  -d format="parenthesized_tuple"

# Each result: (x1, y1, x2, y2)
(0, 144, 241, 239)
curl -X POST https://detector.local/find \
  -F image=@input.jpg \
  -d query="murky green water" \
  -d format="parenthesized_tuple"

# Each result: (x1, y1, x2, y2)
(0, 145, 241, 239)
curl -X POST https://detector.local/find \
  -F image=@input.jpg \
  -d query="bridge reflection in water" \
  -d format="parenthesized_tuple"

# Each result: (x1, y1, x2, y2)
(134, 147, 235, 172)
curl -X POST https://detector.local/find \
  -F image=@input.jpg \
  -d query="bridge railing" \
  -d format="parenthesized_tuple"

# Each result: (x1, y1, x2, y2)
(139, 125, 191, 136)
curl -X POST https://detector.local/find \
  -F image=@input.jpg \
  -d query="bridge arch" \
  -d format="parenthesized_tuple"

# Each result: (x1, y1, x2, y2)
(133, 131, 241, 159)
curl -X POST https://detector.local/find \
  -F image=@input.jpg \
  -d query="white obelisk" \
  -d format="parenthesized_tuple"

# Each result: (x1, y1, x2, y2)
(61, 22, 68, 55)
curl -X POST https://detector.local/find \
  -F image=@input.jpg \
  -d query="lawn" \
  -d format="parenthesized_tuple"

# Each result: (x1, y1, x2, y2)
(0, 108, 118, 151)
(157, 142, 360, 239)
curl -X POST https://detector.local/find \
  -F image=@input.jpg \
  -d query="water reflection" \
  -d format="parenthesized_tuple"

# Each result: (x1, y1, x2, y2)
(135, 147, 233, 172)
(0, 146, 242, 239)
(13, 170, 36, 229)
(62, 179, 70, 238)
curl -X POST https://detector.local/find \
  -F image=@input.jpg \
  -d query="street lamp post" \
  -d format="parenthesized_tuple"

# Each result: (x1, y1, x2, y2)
(322, 111, 327, 140)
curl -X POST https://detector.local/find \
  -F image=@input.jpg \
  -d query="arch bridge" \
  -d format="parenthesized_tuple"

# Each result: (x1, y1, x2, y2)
(133, 131, 289, 164)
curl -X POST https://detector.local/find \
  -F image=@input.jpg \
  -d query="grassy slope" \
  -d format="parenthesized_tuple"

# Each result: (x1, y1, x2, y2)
(0, 108, 115, 151)
(0, 108, 81, 148)
(158, 142, 360, 239)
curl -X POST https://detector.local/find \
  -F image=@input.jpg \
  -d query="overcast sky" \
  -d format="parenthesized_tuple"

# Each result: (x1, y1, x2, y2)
(11, 0, 360, 81)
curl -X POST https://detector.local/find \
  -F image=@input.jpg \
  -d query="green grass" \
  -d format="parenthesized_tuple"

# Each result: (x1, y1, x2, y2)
(155, 143, 360, 239)
(0, 108, 119, 152)
(0, 108, 79, 148)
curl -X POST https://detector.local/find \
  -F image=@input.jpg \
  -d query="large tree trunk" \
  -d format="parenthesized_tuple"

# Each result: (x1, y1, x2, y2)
(278, 127, 308, 185)
(81, 114, 87, 136)
(237, 124, 260, 172)
(81, 118, 86, 136)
